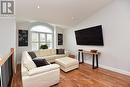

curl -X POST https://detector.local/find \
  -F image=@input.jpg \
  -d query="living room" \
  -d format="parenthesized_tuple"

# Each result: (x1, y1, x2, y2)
(0, 0, 130, 87)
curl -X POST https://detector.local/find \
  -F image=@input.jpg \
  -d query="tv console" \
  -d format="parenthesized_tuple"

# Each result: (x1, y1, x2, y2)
(78, 49, 101, 69)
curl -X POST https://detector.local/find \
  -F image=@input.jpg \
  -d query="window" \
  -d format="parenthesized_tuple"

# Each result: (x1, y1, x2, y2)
(31, 25, 53, 51)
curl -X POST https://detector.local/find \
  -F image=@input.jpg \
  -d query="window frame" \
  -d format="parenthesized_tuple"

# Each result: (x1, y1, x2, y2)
(31, 31, 54, 51)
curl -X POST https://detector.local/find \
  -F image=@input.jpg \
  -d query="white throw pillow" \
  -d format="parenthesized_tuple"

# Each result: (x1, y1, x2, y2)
(24, 60, 36, 71)
(51, 49, 56, 55)
(40, 49, 52, 56)
(22, 51, 36, 71)
(22, 64, 29, 76)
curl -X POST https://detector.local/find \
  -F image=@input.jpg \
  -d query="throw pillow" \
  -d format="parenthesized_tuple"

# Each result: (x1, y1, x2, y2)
(24, 60, 37, 71)
(28, 51, 37, 59)
(56, 49, 65, 54)
(22, 51, 37, 71)
(32, 58, 50, 67)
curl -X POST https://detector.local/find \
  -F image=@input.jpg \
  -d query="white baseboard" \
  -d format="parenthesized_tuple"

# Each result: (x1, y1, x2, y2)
(85, 61, 130, 76)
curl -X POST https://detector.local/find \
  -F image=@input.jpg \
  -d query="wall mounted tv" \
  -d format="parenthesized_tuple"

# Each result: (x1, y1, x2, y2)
(75, 25, 104, 46)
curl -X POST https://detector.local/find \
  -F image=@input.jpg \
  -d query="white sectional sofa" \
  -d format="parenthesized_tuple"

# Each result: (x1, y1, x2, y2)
(34, 49, 68, 63)
(21, 51, 60, 87)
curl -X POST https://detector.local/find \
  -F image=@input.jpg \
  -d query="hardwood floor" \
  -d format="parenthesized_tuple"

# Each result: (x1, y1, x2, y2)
(11, 64, 22, 87)
(12, 64, 130, 87)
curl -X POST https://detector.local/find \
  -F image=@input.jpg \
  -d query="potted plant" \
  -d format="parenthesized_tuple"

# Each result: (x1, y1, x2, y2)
(40, 44, 48, 49)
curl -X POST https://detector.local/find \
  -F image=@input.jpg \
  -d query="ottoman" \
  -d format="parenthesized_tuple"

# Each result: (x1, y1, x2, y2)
(55, 57, 79, 72)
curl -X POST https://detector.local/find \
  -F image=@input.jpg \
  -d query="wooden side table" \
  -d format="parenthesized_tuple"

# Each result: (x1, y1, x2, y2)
(83, 51, 101, 69)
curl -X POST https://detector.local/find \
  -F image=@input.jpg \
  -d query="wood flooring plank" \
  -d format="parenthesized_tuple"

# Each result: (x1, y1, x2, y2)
(12, 63, 130, 87)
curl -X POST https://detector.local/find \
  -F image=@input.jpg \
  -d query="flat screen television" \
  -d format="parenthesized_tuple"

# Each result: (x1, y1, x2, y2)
(75, 25, 104, 46)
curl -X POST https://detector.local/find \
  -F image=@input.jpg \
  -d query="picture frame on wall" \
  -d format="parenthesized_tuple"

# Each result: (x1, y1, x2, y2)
(58, 33, 63, 45)
(18, 30, 28, 46)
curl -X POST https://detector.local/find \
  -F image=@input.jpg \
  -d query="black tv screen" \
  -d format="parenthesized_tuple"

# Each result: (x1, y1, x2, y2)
(75, 25, 104, 46)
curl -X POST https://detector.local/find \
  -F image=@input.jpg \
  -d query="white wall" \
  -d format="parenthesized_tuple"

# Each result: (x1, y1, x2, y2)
(54, 26, 65, 49)
(64, 0, 130, 75)
(16, 21, 65, 63)
(0, 17, 16, 58)
(16, 21, 31, 64)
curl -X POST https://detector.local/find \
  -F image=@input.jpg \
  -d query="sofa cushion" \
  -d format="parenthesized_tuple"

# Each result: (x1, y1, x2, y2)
(22, 64, 29, 76)
(35, 49, 53, 57)
(22, 51, 37, 71)
(22, 51, 33, 61)
(32, 58, 50, 67)
(42, 49, 52, 56)
(35, 49, 56, 57)
(35, 51, 40, 57)
(51, 49, 56, 55)
(43, 55, 55, 60)
(28, 51, 37, 59)
(54, 54, 66, 58)
(43, 54, 66, 60)
(28, 64, 60, 76)
(56, 49, 65, 54)
(24, 60, 37, 71)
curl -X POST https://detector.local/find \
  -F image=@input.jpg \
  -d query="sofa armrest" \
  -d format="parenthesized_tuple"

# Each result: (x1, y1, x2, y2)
(28, 64, 60, 76)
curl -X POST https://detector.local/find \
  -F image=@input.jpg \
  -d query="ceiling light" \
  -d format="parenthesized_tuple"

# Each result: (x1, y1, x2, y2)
(37, 5, 40, 8)
(72, 17, 75, 20)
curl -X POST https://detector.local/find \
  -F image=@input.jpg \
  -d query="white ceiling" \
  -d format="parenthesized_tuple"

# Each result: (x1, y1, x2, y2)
(16, 0, 113, 27)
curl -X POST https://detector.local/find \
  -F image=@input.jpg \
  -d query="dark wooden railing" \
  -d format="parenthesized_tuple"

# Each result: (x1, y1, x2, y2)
(0, 48, 15, 87)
